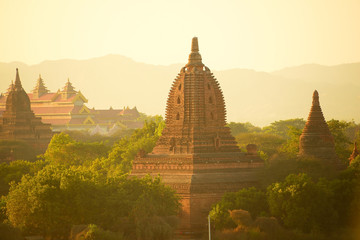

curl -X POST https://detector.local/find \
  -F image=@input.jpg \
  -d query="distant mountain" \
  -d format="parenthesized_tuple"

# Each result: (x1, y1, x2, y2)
(1, 55, 359, 126)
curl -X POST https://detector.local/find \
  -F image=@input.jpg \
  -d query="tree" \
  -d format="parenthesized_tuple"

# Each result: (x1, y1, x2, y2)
(235, 132, 285, 158)
(266, 173, 336, 233)
(279, 126, 303, 156)
(263, 119, 305, 139)
(44, 133, 110, 166)
(210, 187, 268, 230)
(227, 122, 261, 136)
(97, 118, 165, 176)
(6, 165, 179, 239)
(327, 119, 352, 161)
(0, 160, 47, 196)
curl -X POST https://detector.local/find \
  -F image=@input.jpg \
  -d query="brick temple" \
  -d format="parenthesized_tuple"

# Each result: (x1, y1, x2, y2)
(131, 38, 264, 237)
(299, 90, 338, 162)
(0, 69, 52, 154)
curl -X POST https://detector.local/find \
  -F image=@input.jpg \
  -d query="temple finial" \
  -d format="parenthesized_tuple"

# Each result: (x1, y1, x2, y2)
(187, 37, 203, 67)
(312, 90, 319, 106)
(14, 68, 22, 89)
(191, 37, 199, 52)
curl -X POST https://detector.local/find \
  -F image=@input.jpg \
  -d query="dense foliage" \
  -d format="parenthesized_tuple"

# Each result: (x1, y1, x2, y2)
(1, 117, 360, 239)
(0, 117, 180, 240)
(211, 119, 360, 239)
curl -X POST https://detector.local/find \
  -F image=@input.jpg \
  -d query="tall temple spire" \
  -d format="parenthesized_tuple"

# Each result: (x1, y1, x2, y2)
(312, 90, 319, 106)
(14, 68, 22, 90)
(152, 36, 239, 154)
(191, 37, 199, 52)
(299, 90, 338, 161)
(186, 37, 203, 67)
(5, 69, 31, 112)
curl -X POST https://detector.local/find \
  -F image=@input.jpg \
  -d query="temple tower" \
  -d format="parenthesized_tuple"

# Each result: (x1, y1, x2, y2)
(153, 37, 240, 155)
(32, 74, 49, 99)
(131, 38, 263, 237)
(0, 69, 52, 155)
(299, 90, 338, 161)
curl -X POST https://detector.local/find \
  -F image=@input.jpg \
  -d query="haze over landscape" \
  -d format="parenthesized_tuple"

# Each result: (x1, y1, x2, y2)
(1, 58, 360, 126)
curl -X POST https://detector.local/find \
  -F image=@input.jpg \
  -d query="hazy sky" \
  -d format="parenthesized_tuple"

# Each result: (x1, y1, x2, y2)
(0, 0, 359, 71)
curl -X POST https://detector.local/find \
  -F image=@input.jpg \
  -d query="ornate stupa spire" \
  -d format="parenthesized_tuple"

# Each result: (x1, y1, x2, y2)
(5, 69, 31, 112)
(14, 68, 22, 90)
(299, 90, 338, 161)
(349, 142, 359, 164)
(32, 74, 49, 98)
(186, 37, 203, 68)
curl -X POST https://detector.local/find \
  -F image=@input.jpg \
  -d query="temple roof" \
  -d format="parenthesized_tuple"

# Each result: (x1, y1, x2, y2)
(32, 74, 49, 97)
(63, 78, 76, 93)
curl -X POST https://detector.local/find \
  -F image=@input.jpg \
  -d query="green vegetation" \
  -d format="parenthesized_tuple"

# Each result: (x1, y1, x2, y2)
(211, 119, 360, 240)
(1, 117, 360, 239)
(0, 117, 180, 240)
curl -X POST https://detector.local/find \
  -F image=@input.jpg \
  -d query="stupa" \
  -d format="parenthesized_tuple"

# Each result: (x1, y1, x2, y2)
(0, 69, 52, 154)
(131, 38, 263, 237)
(299, 90, 338, 162)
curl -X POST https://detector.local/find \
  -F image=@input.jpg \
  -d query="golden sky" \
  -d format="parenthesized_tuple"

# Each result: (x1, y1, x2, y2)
(0, 0, 359, 71)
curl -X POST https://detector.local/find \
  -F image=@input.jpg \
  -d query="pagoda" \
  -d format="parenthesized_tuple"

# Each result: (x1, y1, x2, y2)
(131, 38, 263, 236)
(299, 90, 338, 162)
(0, 69, 52, 154)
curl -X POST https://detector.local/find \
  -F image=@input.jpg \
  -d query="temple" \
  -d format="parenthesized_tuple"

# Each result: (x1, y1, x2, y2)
(0, 69, 52, 154)
(131, 38, 264, 237)
(299, 90, 338, 162)
(0, 76, 142, 133)
(349, 142, 358, 164)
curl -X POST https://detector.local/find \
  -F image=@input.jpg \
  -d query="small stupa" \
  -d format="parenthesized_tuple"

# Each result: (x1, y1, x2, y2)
(299, 90, 338, 162)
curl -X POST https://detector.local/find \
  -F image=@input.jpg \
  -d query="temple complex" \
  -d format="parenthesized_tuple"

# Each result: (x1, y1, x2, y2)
(131, 37, 264, 237)
(299, 90, 338, 162)
(0, 69, 52, 154)
(0, 76, 143, 133)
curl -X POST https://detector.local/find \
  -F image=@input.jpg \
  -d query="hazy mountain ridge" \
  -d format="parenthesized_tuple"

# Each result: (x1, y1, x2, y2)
(0, 55, 359, 126)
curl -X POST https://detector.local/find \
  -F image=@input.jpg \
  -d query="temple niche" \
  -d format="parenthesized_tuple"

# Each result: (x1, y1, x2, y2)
(0, 69, 52, 157)
(131, 38, 264, 237)
(299, 90, 339, 163)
